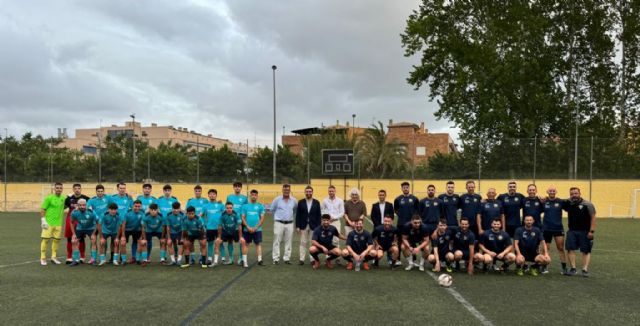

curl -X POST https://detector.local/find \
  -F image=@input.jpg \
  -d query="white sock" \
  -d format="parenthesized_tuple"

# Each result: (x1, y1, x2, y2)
(171, 255, 176, 263)
(177, 255, 183, 263)
(407, 255, 414, 265)
(419, 257, 425, 266)
(242, 255, 247, 263)
(258, 254, 262, 261)
(214, 255, 219, 263)
(207, 256, 212, 261)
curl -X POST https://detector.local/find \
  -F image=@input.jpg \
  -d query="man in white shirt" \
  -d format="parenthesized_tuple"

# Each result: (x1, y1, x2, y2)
(321, 185, 344, 248)
(271, 184, 297, 264)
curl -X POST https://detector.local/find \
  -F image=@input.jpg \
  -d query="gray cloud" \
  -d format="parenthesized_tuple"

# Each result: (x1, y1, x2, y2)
(0, 0, 456, 146)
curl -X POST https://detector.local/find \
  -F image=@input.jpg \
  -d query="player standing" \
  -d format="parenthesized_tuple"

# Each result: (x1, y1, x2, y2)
(459, 181, 482, 237)
(227, 182, 248, 265)
(419, 184, 443, 237)
(438, 181, 460, 232)
(203, 189, 224, 266)
(63, 184, 90, 264)
(136, 183, 156, 212)
(497, 181, 525, 237)
(478, 188, 504, 236)
(39, 183, 65, 265)
(241, 190, 266, 267)
(523, 184, 543, 228)
(87, 185, 109, 225)
(564, 187, 596, 277)
(542, 186, 568, 274)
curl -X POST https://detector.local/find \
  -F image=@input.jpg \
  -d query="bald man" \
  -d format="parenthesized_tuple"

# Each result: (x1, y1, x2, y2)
(478, 188, 505, 236)
(542, 186, 568, 274)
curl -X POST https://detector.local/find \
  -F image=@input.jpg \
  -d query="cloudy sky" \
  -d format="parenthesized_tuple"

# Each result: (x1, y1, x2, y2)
(0, 0, 455, 147)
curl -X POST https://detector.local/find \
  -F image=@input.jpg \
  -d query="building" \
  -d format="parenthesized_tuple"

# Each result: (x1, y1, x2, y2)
(283, 120, 457, 165)
(60, 121, 252, 157)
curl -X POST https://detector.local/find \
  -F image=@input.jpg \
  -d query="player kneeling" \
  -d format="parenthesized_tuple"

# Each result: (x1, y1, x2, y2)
(476, 218, 515, 273)
(428, 219, 454, 273)
(402, 215, 431, 271)
(342, 220, 376, 271)
(69, 199, 98, 266)
(97, 203, 122, 266)
(515, 215, 551, 276)
(309, 214, 346, 269)
(371, 215, 400, 269)
(452, 217, 476, 275)
(138, 204, 164, 266)
(180, 206, 208, 269)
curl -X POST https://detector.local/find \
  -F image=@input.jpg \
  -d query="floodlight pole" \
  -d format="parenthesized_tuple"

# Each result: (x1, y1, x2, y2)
(272, 65, 277, 184)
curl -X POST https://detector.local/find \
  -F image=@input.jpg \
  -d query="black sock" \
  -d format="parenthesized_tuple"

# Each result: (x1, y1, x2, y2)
(328, 254, 338, 261)
(345, 256, 353, 262)
(311, 252, 320, 261)
(561, 262, 567, 269)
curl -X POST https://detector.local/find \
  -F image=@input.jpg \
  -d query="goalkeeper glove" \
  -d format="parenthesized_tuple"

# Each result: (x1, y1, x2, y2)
(41, 217, 49, 230)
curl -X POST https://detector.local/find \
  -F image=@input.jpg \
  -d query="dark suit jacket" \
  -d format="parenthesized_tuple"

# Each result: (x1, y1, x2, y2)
(371, 201, 394, 227)
(296, 198, 321, 230)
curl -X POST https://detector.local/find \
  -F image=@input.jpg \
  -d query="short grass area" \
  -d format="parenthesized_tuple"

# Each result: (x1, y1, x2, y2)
(1, 213, 639, 325)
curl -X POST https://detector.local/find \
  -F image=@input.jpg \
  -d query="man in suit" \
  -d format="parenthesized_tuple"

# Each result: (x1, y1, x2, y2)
(371, 189, 394, 228)
(296, 185, 322, 265)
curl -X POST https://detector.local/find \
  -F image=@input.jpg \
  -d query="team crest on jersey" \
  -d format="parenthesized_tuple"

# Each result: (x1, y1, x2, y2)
(354, 235, 359, 241)
(579, 205, 583, 210)
(523, 233, 528, 239)
(535, 202, 539, 206)
(434, 202, 438, 206)
(515, 197, 519, 202)
(493, 204, 498, 208)
(409, 199, 413, 203)
(498, 235, 503, 240)
(531, 232, 536, 237)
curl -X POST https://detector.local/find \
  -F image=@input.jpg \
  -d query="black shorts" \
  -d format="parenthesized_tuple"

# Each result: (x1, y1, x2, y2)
(221, 232, 239, 242)
(125, 230, 141, 243)
(521, 250, 538, 262)
(455, 249, 470, 261)
(170, 233, 183, 245)
(469, 225, 480, 239)
(101, 233, 116, 241)
(242, 231, 262, 245)
(379, 243, 397, 253)
(565, 230, 593, 254)
(187, 232, 204, 243)
(350, 252, 377, 261)
(506, 225, 518, 238)
(206, 230, 219, 242)
(543, 230, 564, 243)
(75, 229, 94, 242)
(146, 232, 162, 241)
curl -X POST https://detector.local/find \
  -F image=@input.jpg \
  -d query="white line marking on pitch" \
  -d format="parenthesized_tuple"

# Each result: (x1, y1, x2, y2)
(427, 271, 495, 326)
(0, 260, 38, 268)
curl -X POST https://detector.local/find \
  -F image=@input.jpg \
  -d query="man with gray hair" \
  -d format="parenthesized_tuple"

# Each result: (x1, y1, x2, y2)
(271, 184, 297, 264)
(344, 188, 367, 236)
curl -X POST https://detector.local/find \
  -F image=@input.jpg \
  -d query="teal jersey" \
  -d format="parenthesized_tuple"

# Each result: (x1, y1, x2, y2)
(220, 212, 238, 235)
(109, 194, 133, 218)
(136, 195, 156, 212)
(124, 210, 144, 231)
(182, 217, 205, 236)
(203, 201, 224, 230)
(242, 202, 265, 231)
(186, 197, 208, 217)
(156, 196, 179, 217)
(87, 196, 109, 219)
(100, 212, 121, 235)
(141, 214, 163, 233)
(226, 194, 248, 221)
(164, 212, 185, 234)
(71, 209, 97, 231)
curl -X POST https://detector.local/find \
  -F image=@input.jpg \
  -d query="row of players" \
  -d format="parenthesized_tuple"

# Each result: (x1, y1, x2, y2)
(40, 180, 596, 276)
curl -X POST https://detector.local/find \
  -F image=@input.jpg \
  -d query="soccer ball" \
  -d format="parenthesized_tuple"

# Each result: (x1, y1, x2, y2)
(438, 273, 453, 287)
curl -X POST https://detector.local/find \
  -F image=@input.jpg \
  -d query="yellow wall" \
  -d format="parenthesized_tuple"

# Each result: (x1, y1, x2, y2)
(1, 179, 639, 217)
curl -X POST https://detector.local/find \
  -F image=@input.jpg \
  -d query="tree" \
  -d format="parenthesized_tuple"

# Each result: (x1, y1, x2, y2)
(248, 145, 304, 183)
(355, 122, 409, 178)
(198, 145, 245, 183)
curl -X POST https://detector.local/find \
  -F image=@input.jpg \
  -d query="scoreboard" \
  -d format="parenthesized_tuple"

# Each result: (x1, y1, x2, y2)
(322, 149, 354, 176)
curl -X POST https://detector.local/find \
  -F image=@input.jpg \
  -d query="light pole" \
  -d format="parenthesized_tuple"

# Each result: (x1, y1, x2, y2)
(98, 119, 102, 183)
(130, 114, 136, 183)
(272, 65, 277, 184)
(196, 135, 200, 184)
(4, 128, 7, 212)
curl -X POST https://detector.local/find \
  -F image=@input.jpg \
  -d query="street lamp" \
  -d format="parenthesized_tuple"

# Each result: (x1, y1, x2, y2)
(4, 128, 7, 212)
(130, 114, 136, 183)
(272, 65, 277, 184)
